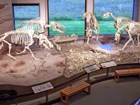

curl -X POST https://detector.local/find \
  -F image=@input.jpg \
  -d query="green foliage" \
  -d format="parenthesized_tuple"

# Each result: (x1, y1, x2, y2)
(15, 20, 117, 35)
(50, 16, 84, 21)
(50, 16, 73, 21)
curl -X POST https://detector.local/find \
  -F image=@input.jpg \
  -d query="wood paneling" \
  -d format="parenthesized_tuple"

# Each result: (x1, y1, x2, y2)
(0, 0, 13, 35)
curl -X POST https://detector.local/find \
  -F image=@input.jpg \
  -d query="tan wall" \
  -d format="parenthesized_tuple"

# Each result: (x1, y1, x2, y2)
(87, 0, 93, 13)
(0, 0, 13, 35)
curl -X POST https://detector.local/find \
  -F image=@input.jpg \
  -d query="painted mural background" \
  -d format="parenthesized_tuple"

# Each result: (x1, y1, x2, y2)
(13, 5, 39, 29)
(48, 0, 85, 35)
(13, 0, 133, 35)
(94, 0, 133, 34)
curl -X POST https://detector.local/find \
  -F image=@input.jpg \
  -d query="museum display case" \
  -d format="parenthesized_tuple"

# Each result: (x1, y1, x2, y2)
(0, 0, 139, 104)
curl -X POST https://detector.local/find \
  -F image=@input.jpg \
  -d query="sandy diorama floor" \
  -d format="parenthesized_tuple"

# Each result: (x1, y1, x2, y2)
(0, 38, 140, 86)
(0, 47, 65, 86)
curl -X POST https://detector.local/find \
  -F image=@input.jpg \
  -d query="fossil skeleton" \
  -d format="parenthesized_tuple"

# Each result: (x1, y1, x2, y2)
(48, 21, 65, 33)
(0, 18, 66, 60)
(18, 19, 65, 35)
(18, 19, 65, 50)
(0, 29, 53, 60)
(103, 12, 132, 42)
(115, 21, 140, 50)
(83, 12, 99, 43)
(103, 12, 132, 30)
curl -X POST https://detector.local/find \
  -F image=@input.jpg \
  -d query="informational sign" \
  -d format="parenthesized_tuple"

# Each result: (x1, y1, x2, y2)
(100, 61, 117, 68)
(138, 59, 140, 64)
(84, 64, 100, 73)
(32, 82, 54, 94)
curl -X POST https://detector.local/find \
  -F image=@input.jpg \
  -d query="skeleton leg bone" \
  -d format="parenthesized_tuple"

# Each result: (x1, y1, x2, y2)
(26, 46, 39, 60)
(3, 40, 17, 60)
(43, 37, 54, 49)
(26, 41, 39, 60)
(93, 28, 98, 41)
(120, 38, 132, 50)
(121, 30, 133, 50)
(42, 43, 50, 50)
(86, 36, 90, 44)
(130, 37, 135, 47)
(16, 47, 26, 54)
(137, 34, 140, 47)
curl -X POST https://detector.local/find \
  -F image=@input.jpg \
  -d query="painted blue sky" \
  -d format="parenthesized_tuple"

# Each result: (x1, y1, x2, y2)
(49, 0, 85, 20)
(13, 0, 133, 20)
(13, 6, 39, 19)
(94, 0, 133, 18)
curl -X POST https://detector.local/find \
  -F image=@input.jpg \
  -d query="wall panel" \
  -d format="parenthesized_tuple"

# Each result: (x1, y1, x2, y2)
(0, 0, 13, 34)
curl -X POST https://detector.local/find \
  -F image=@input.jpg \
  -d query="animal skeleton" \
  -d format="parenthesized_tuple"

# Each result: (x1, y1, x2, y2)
(18, 19, 65, 35)
(0, 18, 66, 60)
(85, 29, 94, 44)
(103, 12, 132, 30)
(0, 29, 53, 60)
(83, 12, 99, 43)
(115, 21, 140, 50)
(48, 21, 65, 33)
(17, 19, 65, 50)
(17, 19, 46, 35)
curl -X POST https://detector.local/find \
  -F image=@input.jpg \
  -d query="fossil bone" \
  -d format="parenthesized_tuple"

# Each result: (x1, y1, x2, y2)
(83, 12, 99, 43)
(115, 21, 140, 50)
(0, 29, 53, 60)
(0, 30, 38, 60)
(103, 12, 132, 30)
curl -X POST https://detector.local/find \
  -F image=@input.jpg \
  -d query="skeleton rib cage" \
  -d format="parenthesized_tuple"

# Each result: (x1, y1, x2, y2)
(0, 30, 37, 60)
(18, 23, 43, 36)
(11, 32, 32, 45)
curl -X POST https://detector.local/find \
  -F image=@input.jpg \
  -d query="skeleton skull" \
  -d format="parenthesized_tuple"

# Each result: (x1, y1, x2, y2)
(103, 12, 111, 18)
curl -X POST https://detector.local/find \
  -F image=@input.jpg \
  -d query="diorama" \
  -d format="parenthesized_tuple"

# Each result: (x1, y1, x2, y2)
(0, 0, 139, 86)
(0, 0, 139, 104)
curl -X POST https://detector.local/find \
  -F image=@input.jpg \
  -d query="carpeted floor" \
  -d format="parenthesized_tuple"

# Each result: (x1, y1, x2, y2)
(53, 77, 140, 105)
